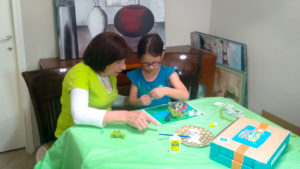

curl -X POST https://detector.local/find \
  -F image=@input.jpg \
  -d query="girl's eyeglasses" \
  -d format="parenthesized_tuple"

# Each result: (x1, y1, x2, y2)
(141, 61, 161, 67)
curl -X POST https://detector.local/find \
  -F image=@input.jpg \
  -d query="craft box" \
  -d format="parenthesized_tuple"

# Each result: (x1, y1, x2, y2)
(210, 117, 290, 169)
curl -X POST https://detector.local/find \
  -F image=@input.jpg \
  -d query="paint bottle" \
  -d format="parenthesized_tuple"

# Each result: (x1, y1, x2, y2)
(170, 134, 181, 152)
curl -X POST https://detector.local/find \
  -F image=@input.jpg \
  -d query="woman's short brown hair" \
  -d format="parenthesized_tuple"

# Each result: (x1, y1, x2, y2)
(83, 32, 132, 72)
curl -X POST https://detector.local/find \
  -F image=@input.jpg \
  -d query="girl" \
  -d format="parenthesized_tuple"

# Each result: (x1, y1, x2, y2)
(127, 34, 189, 108)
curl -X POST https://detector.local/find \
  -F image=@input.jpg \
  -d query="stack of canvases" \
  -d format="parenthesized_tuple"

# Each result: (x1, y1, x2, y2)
(210, 117, 290, 169)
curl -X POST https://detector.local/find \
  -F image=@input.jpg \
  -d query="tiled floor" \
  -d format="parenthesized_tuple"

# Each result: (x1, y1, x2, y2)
(0, 148, 36, 169)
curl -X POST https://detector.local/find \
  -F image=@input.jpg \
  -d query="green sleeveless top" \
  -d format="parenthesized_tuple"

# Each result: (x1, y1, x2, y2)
(55, 62, 118, 137)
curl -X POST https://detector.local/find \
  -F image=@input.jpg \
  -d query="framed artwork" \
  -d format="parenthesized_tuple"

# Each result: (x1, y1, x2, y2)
(213, 64, 246, 105)
(54, 0, 165, 59)
(144, 101, 202, 125)
(191, 31, 248, 106)
(191, 31, 247, 72)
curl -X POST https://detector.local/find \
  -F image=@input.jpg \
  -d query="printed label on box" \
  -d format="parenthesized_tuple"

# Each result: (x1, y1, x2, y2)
(232, 125, 271, 148)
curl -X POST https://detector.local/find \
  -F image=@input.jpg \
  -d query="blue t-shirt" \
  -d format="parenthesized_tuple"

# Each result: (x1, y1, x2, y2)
(127, 65, 176, 108)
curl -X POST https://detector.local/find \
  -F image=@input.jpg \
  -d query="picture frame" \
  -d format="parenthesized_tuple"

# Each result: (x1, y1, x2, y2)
(191, 31, 248, 106)
(54, 0, 165, 59)
(191, 31, 247, 72)
(213, 64, 246, 105)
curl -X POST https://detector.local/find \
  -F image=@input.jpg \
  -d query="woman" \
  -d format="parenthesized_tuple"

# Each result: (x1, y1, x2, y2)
(55, 32, 159, 138)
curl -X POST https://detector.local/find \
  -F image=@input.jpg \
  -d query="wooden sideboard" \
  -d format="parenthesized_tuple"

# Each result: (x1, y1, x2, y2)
(40, 45, 216, 97)
(163, 46, 216, 98)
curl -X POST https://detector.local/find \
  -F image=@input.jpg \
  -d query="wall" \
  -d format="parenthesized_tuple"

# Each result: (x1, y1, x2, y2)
(20, 0, 58, 70)
(165, 0, 211, 46)
(20, 0, 59, 147)
(210, 0, 300, 126)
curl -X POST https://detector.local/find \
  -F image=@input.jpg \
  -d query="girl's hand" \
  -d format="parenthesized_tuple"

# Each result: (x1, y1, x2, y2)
(149, 87, 166, 99)
(139, 94, 152, 106)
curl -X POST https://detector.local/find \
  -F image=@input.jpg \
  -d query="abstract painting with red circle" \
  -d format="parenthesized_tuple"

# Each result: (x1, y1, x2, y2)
(114, 5, 155, 38)
(56, 0, 165, 56)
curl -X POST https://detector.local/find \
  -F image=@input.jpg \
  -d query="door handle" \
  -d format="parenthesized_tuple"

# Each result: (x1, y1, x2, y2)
(0, 35, 12, 42)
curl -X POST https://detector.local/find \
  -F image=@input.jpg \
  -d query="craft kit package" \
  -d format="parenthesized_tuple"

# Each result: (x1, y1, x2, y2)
(210, 117, 290, 169)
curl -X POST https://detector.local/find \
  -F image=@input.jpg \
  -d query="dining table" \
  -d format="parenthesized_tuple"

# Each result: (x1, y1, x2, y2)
(34, 97, 300, 169)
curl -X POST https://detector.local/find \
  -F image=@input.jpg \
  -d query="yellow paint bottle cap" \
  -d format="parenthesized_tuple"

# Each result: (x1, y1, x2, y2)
(209, 122, 218, 127)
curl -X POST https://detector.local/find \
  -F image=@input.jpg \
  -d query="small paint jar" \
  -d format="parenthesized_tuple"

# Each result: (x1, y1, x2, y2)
(170, 134, 181, 152)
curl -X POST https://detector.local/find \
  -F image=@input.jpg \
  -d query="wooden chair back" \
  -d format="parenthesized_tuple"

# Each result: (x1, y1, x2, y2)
(22, 68, 69, 144)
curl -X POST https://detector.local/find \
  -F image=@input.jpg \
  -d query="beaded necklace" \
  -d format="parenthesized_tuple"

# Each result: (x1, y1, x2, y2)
(98, 75, 112, 93)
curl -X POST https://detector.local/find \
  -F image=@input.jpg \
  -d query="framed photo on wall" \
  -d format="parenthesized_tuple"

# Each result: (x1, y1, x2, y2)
(213, 64, 246, 105)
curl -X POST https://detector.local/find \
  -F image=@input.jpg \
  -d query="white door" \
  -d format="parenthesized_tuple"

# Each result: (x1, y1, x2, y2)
(0, 0, 26, 152)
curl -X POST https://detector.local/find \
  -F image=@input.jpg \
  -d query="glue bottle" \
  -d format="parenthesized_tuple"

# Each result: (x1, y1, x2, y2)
(170, 134, 181, 152)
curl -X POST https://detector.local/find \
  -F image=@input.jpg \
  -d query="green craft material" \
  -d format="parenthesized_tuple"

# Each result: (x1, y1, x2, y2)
(110, 130, 126, 139)
(219, 108, 235, 122)
(170, 108, 182, 119)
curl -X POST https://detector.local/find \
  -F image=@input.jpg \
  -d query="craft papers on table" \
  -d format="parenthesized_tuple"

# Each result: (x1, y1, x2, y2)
(143, 101, 203, 124)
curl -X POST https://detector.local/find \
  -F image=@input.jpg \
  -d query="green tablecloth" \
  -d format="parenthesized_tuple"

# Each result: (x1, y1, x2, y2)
(35, 97, 300, 169)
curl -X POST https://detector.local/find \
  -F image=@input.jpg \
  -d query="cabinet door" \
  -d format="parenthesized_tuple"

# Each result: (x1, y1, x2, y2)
(162, 52, 202, 99)
(163, 45, 216, 98)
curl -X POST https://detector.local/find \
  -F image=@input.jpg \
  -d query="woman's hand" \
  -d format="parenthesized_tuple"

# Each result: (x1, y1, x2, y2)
(125, 111, 160, 130)
(138, 94, 152, 106)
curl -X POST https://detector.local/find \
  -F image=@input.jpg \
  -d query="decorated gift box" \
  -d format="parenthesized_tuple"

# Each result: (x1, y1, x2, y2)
(210, 117, 290, 169)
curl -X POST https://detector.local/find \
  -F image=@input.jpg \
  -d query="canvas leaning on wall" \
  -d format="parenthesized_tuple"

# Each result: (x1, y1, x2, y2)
(190, 31, 248, 106)
(190, 31, 247, 72)
(213, 64, 246, 105)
